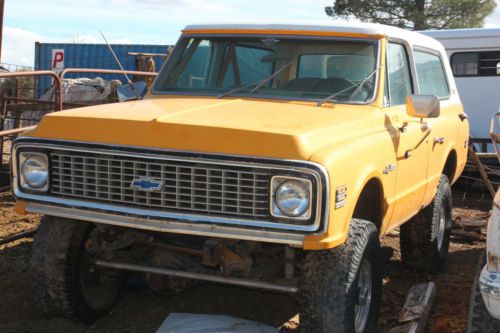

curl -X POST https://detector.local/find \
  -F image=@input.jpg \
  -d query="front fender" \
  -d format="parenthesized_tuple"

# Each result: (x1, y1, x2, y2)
(303, 131, 397, 250)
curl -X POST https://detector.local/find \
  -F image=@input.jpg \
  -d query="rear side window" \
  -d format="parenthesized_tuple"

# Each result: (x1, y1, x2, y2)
(386, 43, 413, 106)
(414, 51, 450, 98)
(451, 51, 500, 77)
(223, 45, 273, 87)
(175, 39, 212, 88)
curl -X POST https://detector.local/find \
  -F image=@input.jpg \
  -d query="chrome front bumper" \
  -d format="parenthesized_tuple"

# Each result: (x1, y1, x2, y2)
(25, 202, 306, 246)
(479, 265, 500, 320)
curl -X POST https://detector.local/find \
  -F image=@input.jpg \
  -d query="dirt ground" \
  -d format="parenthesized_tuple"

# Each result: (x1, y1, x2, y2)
(0, 188, 491, 333)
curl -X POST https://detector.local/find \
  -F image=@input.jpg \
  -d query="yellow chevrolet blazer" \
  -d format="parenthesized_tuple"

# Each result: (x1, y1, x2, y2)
(12, 22, 468, 332)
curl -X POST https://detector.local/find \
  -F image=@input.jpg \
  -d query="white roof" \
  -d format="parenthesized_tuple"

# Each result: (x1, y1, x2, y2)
(422, 28, 500, 39)
(184, 20, 442, 49)
(422, 28, 500, 51)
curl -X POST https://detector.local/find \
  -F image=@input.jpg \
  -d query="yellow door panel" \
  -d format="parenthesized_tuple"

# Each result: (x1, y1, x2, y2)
(421, 103, 467, 205)
(385, 106, 429, 227)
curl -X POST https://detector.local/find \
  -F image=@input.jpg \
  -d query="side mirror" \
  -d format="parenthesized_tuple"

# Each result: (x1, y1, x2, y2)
(406, 95, 440, 118)
(117, 81, 147, 102)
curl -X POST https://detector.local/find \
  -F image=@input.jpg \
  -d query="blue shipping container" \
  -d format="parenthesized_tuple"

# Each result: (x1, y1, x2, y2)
(34, 42, 170, 97)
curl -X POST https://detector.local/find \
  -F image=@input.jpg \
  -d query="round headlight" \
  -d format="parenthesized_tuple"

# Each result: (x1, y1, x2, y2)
(275, 180, 310, 217)
(21, 155, 48, 189)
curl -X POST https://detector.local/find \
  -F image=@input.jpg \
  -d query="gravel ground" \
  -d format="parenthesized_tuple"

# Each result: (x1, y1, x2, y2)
(0, 189, 490, 333)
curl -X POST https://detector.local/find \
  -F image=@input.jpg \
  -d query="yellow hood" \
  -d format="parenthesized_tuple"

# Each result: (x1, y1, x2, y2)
(25, 97, 381, 160)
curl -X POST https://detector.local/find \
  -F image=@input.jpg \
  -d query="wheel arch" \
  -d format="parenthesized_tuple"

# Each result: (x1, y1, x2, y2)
(351, 177, 385, 234)
(443, 149, 458, 184)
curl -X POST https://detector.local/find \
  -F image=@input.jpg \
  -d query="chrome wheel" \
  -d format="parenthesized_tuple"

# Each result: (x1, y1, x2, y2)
(355, 259, 372, 333)
(437, 201, 447, 251)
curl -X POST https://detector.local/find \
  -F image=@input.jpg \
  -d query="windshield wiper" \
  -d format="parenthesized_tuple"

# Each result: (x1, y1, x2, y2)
(317, 66, 380, 107)
(217, 61, 293, 99)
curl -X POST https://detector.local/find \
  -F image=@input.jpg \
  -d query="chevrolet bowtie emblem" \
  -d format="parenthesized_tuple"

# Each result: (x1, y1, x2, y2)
(130, 178, 164, 191)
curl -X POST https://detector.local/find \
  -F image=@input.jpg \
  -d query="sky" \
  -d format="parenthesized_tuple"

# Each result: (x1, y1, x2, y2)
(3, 0, 500, 67)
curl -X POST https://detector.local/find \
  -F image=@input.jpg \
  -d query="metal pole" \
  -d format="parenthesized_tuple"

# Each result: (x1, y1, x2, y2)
(95, 260, 299, 293)
(0, 126, 35, 137)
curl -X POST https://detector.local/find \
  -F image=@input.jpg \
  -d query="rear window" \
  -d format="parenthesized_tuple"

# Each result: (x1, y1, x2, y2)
(451, 51, 500, 77)
(414, 51, 450, 98)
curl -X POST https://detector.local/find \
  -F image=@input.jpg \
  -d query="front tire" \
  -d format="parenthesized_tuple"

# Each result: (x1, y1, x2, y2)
(299, 219, 382, 333)
(30, 216, 123, 323)
(400, 174, 452, 273)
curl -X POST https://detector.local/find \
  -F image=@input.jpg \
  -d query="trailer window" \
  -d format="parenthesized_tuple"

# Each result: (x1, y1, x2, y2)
(451, 51, 500, 77)
(414, 51, 450, 98)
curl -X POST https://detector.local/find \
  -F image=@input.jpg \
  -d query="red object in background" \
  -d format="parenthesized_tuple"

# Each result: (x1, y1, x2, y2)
(430, 320, 453, 333)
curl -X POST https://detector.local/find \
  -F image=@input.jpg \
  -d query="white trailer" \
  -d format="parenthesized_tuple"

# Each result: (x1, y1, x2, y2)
(423, 28, 500, 152)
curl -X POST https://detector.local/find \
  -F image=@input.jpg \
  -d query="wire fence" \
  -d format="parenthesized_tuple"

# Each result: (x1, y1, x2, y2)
(1, 63, 34, 72)
(0, 69, 60, 187)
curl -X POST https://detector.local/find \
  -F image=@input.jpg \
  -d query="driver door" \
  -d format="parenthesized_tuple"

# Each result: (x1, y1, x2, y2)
(385, 42, 430, 227)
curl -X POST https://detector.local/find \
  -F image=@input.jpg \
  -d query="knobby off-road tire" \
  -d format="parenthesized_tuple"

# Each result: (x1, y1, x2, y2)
(30, 216, 123, 323)
(299, 219, 382, 333)
(400, 174, 452, 273)
(467, 251, 500, 333)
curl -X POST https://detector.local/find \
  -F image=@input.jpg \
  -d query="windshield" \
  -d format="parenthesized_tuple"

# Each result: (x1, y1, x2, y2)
(153, 36, 378, 104)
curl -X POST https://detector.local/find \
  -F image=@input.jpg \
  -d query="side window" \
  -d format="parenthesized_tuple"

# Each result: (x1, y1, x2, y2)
(386, 43, 413, 106)
(235, 45, 273, 85)
(222, 45, 273, 87)
(451, 51, 500, 77)
(414, 51, 450, 98)
(175, 40, 211, 88)
(451, 53, 478, 76)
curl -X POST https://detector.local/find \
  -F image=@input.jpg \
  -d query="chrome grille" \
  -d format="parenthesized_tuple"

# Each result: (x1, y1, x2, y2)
(50, 150, 271, 219)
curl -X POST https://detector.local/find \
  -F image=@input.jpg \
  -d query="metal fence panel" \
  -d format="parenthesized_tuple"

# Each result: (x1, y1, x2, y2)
(35, 43, 170, 97)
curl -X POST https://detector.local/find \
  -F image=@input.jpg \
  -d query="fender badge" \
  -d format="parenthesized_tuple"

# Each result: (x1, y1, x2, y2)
(335, 185, 347, 209)
(383, 164, 396, 175)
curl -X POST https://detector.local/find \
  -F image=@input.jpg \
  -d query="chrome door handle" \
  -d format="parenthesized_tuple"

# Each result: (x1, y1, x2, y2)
(420, 122, 431, 132)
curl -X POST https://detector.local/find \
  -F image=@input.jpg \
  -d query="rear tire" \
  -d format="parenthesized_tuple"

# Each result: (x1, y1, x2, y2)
(299, 219, 382, 333)
(30, 216, 123, 323)
(467, 251, 500, 333)
(400, 174, 452, 273)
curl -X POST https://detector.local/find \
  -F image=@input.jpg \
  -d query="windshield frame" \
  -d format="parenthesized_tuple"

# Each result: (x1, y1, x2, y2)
(151, 34, 382, 105)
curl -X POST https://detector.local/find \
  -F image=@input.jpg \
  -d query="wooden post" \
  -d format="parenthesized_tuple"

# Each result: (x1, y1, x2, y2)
(469, 146, 496, 197)
(388, 282, 437, 333)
